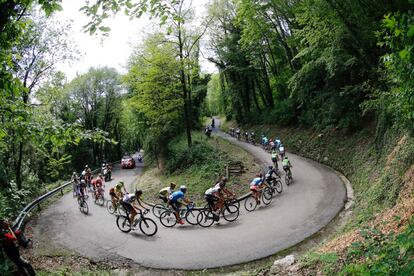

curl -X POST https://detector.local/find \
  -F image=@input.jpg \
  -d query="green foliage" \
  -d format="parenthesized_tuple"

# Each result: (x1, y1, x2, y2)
(165, 133, 218, 174)
(341, 218, 414, 275)
(377, 10, 414, 131)
(124, 33, 183, 165)
(300, 252, 339, 275)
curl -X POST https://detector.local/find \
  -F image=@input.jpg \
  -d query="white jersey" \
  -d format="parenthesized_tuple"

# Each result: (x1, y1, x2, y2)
(122, 193, 135, 203)
(205, 186, 220, 195)
(279, 146, 285, 153)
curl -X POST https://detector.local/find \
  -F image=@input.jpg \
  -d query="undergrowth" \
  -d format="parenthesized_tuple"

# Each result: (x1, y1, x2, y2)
(138, 132, 258, 204)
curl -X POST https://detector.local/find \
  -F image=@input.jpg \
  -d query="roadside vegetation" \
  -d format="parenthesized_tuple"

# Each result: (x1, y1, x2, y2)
(1, 0, 414, 275)
(221, 120, 414, 275)
(137, 132, 259, 205)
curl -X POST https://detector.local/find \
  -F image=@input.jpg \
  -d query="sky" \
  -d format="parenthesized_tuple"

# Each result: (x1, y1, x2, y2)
(55, 0, 217, 81)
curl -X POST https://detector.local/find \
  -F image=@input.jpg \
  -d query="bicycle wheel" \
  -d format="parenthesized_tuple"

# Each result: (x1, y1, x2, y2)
(227, 198, 240, 209)
(116, 215, 132, 233)
(152, 204, 166, 218)
(159, 210, 177, 228)
(262, 187, 273, 205)
(106, 200, 115, 215)
(244, 196, 257, 212)
(79, 201, 89, 215)
(273, 179, 283, 194)
(285, 174, 292, 186)
(95, 196, 104, 206)
(185, 209, 199, 225)
(197, 210, 215, 228)
(139, 217, 158, 236)
(223, 204, 239, 222)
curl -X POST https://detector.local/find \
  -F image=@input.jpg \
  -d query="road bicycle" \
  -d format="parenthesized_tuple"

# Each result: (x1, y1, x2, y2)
(197, 200, 239, 228)
(92, 187, 105, 206)
(159, 203, 200, 227)
(77, 195, 89, 215)
(106, 199, 126, 215)
(265, 174, 283, 194)
(284, 168, 293, 186)
(152, 201, 170, 218)
(116, 209, 158, 236)
(244, 186, 273, 212)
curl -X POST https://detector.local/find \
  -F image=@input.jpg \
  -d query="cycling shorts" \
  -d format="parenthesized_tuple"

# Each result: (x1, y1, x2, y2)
(122, 202, 133, 213)
(158, 194, 168, 203)
(250, 185, 260, 192)
(169, 201, 182, 211)
(204, 194, 218, 207)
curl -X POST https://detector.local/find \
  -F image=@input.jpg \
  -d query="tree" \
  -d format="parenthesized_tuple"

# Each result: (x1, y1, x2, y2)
(82, 0, 210, 148)
(124, 34, 183, 169)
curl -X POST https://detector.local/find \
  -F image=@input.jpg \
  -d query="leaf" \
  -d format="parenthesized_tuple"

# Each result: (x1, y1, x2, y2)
(99, 26, 111, 32)
(399, 49, 410, 60)
(407, 25, 414, 38)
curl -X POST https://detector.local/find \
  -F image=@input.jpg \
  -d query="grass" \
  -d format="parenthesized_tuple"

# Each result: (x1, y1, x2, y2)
(136, 132, 260, 205)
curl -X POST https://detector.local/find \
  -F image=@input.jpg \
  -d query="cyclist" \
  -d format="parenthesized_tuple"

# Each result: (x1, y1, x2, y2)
(261, 135, 269, 148)
(214, 177, 236, 210)
(110, 182, 127, 211)
(78, 179, 87, 198)
(71, 172, 79, 197)
(204, 185, 221, 213)
(249, 173, 267, 205)
(279, 143, 286, 159)
(271, 150, 279, 169)
(266, 165, 280, 183)
(169, 185, 192, 225)
(158, 182, 176, 203)
(270, 139, 276, 151)
(282, 156, 293, 177)
(121, 190, 148, 224)
(250, 131, 255, 143)
(275, 137, 282, 148)
(244, 131, 249, 141)
(115, 181, 127, 198)
(92, 174, 105, 199)
(211, 117, 215, 128)
(235, 128, 241, 140)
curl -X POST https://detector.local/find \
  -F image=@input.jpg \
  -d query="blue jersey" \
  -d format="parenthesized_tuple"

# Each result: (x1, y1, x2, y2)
(169, 191, 184, 202)
(250, 177, 263, 186)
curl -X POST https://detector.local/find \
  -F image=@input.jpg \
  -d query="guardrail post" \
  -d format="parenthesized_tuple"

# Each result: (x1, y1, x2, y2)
(60, 188, 63, 196)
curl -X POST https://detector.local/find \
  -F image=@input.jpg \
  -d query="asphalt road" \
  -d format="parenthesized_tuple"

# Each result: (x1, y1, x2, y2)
(32, 128, 346, 269)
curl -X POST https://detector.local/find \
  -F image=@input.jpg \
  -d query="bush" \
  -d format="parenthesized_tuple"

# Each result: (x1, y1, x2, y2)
(342, 216, 414, 275)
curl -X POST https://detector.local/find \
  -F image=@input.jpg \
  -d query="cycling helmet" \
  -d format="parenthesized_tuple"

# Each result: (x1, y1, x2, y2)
(284, 156, 288, 160)
(180, 185, 187, 193)
(81, 179, 86, 184)
(85, 165, 89, 168)
(268, 165, 273, 170)
(116, 181, 124, 188)
(170, 182, 176, 189)
(221, 176, 228, 182)
(135, 190, 143, 196)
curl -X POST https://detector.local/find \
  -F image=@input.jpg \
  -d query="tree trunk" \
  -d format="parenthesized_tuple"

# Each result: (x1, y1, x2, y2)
(178, 24, 192, 148)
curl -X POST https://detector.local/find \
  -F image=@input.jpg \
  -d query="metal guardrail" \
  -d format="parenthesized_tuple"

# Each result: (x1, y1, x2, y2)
(13, 161, 120, 231)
